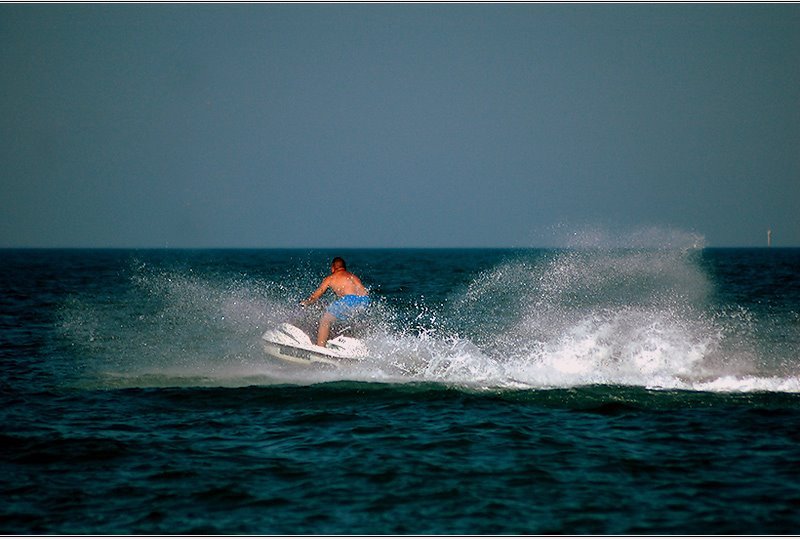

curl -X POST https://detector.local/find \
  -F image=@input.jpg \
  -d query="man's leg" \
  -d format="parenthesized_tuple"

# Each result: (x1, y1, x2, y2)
(317, 312, 337, 346)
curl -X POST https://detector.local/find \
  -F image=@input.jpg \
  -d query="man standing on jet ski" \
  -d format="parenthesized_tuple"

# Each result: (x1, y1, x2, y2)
(300, 257, 370, 346)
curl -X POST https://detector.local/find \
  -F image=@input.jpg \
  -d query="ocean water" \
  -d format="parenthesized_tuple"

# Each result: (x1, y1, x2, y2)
(2, 243, 800, 534)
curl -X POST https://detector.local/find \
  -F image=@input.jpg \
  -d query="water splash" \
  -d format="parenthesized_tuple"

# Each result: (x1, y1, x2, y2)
(60, 261, 294, 381)
(540, 222, 706, 250)
(369, 229, 796, 393)
(59, 234, 800, 393)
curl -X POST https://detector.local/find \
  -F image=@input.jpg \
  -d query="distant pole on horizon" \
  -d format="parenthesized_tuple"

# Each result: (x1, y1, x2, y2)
(767, 229, 772, 247)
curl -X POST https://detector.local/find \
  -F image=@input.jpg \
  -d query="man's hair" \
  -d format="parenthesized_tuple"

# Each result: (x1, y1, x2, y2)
(331, 257, 346, 270)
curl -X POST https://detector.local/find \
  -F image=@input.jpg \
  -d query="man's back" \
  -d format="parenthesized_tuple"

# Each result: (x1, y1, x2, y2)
(326, 269, 368, 297)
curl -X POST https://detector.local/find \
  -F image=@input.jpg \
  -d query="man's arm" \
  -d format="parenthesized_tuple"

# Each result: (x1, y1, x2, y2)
(300, 276, 331, 306)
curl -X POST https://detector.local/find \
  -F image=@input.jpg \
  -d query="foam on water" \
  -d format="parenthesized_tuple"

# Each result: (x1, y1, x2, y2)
(368, 229, 798, 393)
(457, 248, 721, 387)
(58, 232, 800, 393)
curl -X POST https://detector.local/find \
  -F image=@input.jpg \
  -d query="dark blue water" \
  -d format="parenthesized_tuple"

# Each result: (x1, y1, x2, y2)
(2, 246, 800, 534)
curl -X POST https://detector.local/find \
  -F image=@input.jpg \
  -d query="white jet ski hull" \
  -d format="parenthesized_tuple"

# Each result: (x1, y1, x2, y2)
(261, 323, 368, 367)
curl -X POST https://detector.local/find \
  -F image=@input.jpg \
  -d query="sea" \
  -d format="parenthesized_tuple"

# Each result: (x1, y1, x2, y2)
(2, 242, 800, 534)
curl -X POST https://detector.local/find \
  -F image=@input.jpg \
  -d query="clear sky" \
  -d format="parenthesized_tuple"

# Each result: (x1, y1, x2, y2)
(2, 3, 799, 248)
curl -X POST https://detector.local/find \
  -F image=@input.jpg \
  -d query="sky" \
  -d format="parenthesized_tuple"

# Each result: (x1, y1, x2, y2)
(2, 3, 799, 248)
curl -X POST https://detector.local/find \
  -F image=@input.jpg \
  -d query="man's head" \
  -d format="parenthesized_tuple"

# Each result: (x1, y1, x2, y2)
(331, 257, 346, 271)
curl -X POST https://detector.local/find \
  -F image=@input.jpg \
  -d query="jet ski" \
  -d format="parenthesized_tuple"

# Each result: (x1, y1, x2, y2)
(261, 322, 369, 367)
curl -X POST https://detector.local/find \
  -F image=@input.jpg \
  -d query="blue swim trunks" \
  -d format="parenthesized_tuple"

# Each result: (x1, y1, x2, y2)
(326, 295, 371, 321)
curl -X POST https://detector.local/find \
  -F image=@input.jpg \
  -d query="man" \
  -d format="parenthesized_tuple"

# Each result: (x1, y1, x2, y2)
(300, 257, 370, 346)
